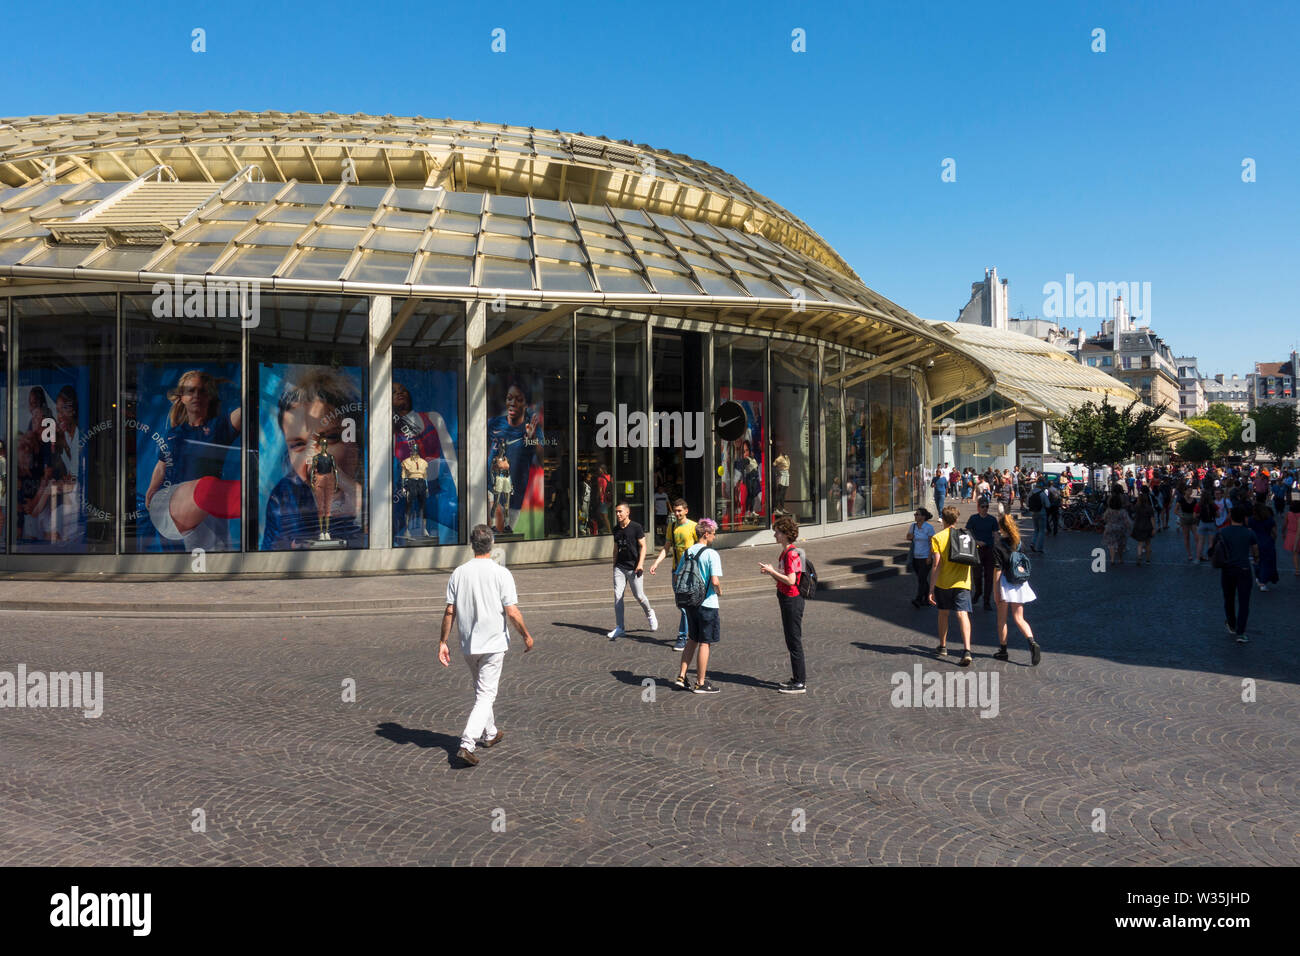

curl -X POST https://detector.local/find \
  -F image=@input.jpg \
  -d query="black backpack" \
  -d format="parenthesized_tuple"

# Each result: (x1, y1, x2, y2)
(1007, 546, 1032, 583)
(947, 527, 980, 566)
(1027, 489, 1045, 512)
(673, 547, 709, 608)
(793, 547, 818, 599)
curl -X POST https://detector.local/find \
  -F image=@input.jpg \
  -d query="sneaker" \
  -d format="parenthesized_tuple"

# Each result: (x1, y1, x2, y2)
(1236, 633, 1249, 644)
(777, 680, 806, 694)
(910, 597, 921, 608)
(455, 747, 479, 767)
(479, 730, 505, 749)
(647, 611, 659, 632)
(1030, 641, 1042, 666)
(607, 626, 625, 641)
(672, 673, 691, 691)
(692, 680, 720, 695)
(935, 645, 949, 659)
(1225, 622, 1236, 636)
(1258, 583, 1268, 592)
(993, 646, 1009, 661)
(672, 637, 688, 651)
(958, 651, 973, 667)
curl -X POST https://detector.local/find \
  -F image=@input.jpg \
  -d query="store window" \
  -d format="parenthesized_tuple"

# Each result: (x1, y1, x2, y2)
(12, 294, 118, 554)
(0, 299, 6, 554)
(577, 312, 647, 535)
(714, 332, 766, 531)
(822, 349, 844, 523)
(771, 340, 818, 524)
(122, 292, 243, 554)
(249, 295, 369, 551)
(869, 375, 891, 515)
(484, 306, 571, 540)
(845, 370, 869, 519)
(891, 373, 912, 512)
(391, 299, 465, 547)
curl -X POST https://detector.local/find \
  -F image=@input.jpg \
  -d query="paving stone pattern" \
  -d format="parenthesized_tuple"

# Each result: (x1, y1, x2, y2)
(1, 505, 1296, 865)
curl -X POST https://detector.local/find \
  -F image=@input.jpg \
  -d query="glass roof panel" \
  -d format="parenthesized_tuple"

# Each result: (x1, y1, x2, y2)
(201, 203, 262, 222)
(735, 275, 788, 299)
(572, 202, 613, 222)
(645, 271, 699, 295)
(581, 232, 630, 253)
(533, 219, 578, 241)
(482, 214, 529, 237)
(390, 187, 440, 212)
(336, 185, 388, 208)
(415, 254, 473, 287)
(301, 226, 364, 250)
(479, 256, 533, 288)
(439, 191, 484, 215)
(349, 249, 413, 285)
(531, 198, 571, 220)
(435, 210, 480, 235)
(219, 245, 290, 277)
(85, 245, 160, 272)
(228, 181, 283, 203)
(0, 238, 43, 265)
(425, 231, 477, 257)
(618, 222, 659, 241)
(480, 235, 531, 259)
(260, 204, 317, 224)
(282, 248, 351, 281)
(577, 220, 619, 238)
(364, 229, 423, 254)
(648, 212, 688, 235)
(173, 220, 247, 245)
(535, 238, 584, 263)
(639, 253, 688, 274)
(587, 248, 638, 269)
(150, 243, 228, 275)
(0, 184, 75, 210)
(684, 220, 722, 239)
(377, 208, 433, 231)
(538, 259, 593, 292)
(486, 194, 528, 216)
(613, 208, 651, 226)
(244, 222, 305, 246)
(693, 270, 747, 297)
(281, 183, 338, 205)
(592, 266, 649, 293)
(321, 207, 375, 228)
(14, 244, 91, 269)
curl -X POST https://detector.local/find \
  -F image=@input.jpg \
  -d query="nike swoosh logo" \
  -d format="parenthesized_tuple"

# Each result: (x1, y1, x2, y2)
(719, 416, 741, 428)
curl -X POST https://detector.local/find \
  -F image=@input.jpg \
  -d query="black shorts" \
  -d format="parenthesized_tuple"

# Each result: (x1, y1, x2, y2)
(933, 587, 972, 612)
(686, 605, 720, 644)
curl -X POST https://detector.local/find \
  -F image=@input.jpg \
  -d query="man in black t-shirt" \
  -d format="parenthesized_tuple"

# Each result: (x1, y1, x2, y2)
(965, 496, 999, 610)
(608, 501, 658, 640)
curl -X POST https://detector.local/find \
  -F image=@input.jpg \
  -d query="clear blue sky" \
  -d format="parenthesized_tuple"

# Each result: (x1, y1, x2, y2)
(3, 0, 1296, 375)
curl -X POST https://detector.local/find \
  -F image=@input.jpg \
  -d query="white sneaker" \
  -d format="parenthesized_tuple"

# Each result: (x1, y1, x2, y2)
(607, 626, 624, 641)
(647, 611, 659, 632)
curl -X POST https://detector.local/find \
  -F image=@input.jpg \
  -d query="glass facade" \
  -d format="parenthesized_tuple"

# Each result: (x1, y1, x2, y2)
(1, 291, 931, 562)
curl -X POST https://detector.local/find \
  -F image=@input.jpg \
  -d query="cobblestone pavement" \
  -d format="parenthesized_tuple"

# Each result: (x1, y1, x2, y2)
(2, 505, 1297, 865)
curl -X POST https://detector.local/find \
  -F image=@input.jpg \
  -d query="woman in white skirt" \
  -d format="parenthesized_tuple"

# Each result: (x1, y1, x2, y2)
(991, 510, 1042, 665)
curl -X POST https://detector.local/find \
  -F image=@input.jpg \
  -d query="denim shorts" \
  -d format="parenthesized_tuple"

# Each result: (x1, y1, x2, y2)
(686, 605, 721, 644)
(1198, 522, 1216, 535)
(933, 587, 973, 612)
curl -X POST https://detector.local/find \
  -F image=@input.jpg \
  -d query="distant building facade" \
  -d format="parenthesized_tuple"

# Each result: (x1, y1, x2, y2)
(957, 267, 1009, 330)
(1203, 373, 1251, 413)
(1250, 352, 1298, 411)
(1175, 356, 1206, 420)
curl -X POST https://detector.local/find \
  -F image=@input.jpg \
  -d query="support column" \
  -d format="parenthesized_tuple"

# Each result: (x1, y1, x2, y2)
(465, 300, 488, 536)
(369, 295, 393, 550)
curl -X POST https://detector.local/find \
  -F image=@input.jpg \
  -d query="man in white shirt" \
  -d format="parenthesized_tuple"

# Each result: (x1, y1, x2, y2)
(439, 524, 535, 767)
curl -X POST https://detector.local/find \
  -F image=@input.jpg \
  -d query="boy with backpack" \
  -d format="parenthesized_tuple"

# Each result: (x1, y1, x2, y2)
(929, 504, 978, 667)
(673, 518, 723, 694)
(759, 515, 812, 694)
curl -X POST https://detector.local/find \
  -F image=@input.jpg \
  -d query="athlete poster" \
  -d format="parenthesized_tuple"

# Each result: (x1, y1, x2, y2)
(13, 371, 90, 551)
(392, 370, 459, 545)
(131, 363, 241, 553)
(718, 386, 764, 529)
(486, 369, 549, 540)
(257, 363, 367, 550)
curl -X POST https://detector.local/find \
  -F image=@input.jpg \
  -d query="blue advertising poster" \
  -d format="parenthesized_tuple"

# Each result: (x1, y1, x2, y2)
(258, 363, 368, 551)
(131, 364, 241, 552)
(392, 370, 459, 545)
(13, 372, 89, 550)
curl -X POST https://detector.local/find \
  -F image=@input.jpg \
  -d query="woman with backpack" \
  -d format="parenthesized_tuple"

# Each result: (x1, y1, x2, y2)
(1131, 494, 1155, 565)
(1102, 493, 1134, 565)
(992, 510, 1042, 665)
(759, 515, 809, 694)
(1248, 501, 1279, 592)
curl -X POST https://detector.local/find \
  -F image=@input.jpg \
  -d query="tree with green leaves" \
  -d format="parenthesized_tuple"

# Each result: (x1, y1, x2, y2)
(1176, 435, 1215, 463)
(1184, 417, 1227, 453)
(1203, 402, 1241, 436)
(1238, 404, 1300, 461)
(1050, 397, 1172, 490)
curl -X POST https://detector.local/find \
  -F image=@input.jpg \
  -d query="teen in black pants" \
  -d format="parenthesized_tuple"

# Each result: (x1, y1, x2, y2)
(906, 508, 935, 607)
(761, 515, 808, 693)
(1217, 505, 1259, 643)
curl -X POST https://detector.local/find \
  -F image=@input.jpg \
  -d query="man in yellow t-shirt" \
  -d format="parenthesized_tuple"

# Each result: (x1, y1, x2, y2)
(650, 498, 698, 651)
(928, 504, 974, 666)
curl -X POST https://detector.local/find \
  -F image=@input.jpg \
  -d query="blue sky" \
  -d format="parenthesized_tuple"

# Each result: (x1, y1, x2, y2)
(3, 0, 1296, 375)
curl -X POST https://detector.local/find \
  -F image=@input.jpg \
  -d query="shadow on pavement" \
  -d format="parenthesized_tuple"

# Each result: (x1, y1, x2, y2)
(375, 722, 461, 765)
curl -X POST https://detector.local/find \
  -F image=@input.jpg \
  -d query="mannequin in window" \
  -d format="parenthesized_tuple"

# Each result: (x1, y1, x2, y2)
(308, 435, 338, 541)
(401, 437, 429, 538)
